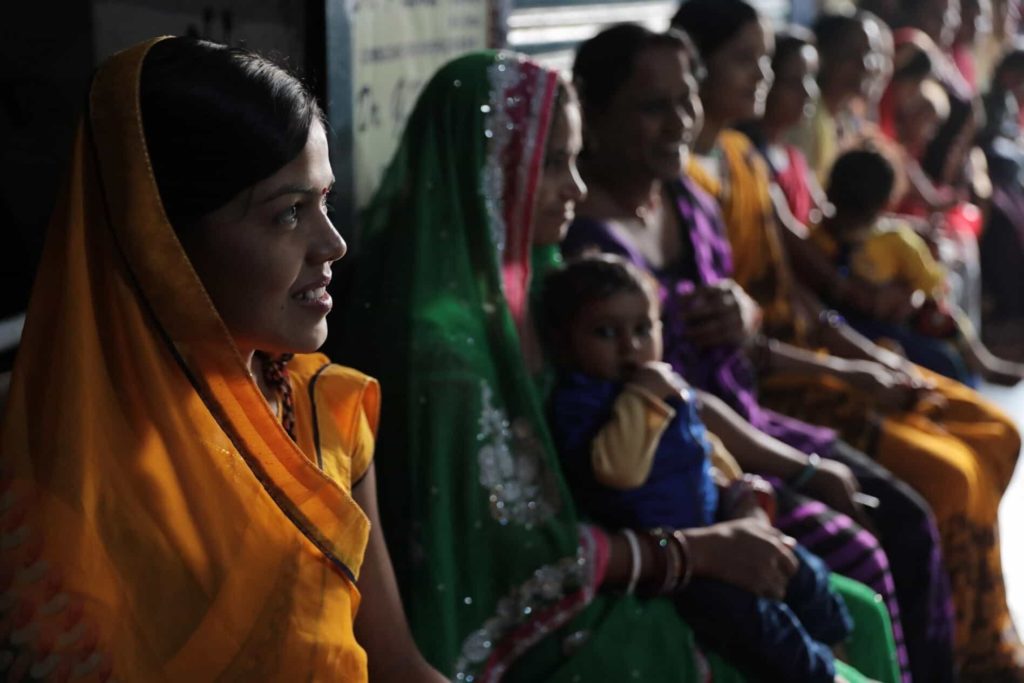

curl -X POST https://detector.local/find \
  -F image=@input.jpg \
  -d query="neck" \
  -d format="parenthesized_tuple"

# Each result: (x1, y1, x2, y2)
(581, 158, 663, 218)
(694, 117, 724, 155)
(246, 350, 279, 409)
(820, 80, 847, 115)
(757, 119, 786, 145)
(823, 214, 863, 240)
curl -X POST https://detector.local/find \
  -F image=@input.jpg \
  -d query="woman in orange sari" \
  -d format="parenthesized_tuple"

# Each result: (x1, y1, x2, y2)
(674, 1, 1024, 678)
(0, 37, 446, 682)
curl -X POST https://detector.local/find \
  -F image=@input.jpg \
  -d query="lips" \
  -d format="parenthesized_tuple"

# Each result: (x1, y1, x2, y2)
(294, 286, 328, 303)
(290, 276, 332, 306)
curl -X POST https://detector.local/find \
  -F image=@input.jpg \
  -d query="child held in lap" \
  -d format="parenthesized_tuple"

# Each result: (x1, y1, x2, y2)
(540, 254, 853, 683)
(812, 148, 1024, 386)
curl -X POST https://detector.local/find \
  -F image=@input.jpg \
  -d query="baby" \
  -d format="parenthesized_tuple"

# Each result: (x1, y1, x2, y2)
(539, 254, 852, 683)
(814, 147, 1024, 385)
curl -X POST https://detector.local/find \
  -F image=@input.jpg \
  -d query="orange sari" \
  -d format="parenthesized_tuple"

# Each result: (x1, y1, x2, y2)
(687, 130, 801, 340)
(0, 39, 376, 681)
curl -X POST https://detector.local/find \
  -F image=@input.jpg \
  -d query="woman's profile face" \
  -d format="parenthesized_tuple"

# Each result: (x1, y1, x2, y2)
(827, 22, 876, 103)
(701, 19, 773, 124)
(534, 99, 586, 246)
(764, 45, 819, 131)
(900, 82, 946, 154)
(180, 119, 346, 357)
(588, 44, 703, 183)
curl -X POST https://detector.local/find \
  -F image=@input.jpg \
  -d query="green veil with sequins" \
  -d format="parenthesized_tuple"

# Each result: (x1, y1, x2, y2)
(336, 51, 743, 682)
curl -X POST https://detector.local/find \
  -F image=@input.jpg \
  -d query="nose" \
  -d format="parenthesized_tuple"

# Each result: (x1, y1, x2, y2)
(688, 96, 705, 143)
(803, 77, 819, 102)
(618, 332, 641, 355)
(310, 213, 347, 265)
(758, 59, 774, 89)
(670, 104, 693, 138)
(565, 162, 587, 204)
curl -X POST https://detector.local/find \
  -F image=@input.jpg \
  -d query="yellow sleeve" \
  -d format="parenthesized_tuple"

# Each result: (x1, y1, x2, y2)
(892, 226, 946, 293)
(349, 400, 376, 484)
(856, 228, 945, 293)
(295, 361, 380, 491)
(591, 385, 675, 490)
(706, 432, 744, 482)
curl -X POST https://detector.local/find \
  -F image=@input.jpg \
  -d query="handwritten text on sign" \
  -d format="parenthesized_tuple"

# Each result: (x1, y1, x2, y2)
(352, 0, 489, 207)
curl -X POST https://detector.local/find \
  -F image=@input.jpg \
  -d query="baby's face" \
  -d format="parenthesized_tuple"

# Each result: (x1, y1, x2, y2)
(566, 289, 662, 382)
(903, 97, 943, 154)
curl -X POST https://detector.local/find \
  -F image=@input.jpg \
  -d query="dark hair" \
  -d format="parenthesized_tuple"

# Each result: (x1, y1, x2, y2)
(860, 0, 936, 32)
(572, 23, 703, 117)
(826, 148, 896, 220)
(982, 43, 1024, 146)
(921, 93, 977, 182)
(892, 39, 935, 82)
(858, 0, 902, 28)
(671, 0, 760, 60)
(537, 253, 658, 350)
(813, 12, 870, 62)
(993, 41, 1024, 85)
(140, 38, 322, 231)
(772, 25, 817, 74)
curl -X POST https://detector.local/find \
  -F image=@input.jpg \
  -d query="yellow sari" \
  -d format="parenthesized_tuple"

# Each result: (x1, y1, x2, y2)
(0, 39, 376, 681)
(692, 128, 1024, 676)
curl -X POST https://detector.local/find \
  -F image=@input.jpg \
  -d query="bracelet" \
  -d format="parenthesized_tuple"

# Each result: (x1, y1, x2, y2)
(743, 474, 778, 524)
(818, 308, 846, 330)
(649, 528, 681, 595)
(671, 530, 695, 590)
(788, 452, 821, 491)
(622, 528, 642, 595)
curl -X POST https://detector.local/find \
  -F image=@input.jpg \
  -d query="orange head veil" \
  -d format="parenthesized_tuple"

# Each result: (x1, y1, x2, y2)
(1, 38, 371, 681)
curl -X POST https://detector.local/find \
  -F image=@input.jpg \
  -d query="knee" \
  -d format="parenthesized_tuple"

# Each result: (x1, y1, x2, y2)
(929, 451, 984, 520)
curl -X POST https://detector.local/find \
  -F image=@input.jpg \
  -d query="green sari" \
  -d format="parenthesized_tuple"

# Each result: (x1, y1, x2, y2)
(339, 50, 723, 682)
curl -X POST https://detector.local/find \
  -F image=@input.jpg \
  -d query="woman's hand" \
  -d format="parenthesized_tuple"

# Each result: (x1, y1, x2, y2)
(630, 361, 689, 399)
(838, 359, 920, 413)
(684, 518, 798, 600)
(803, 459, 876, 535)
(678, 280, 762, 348)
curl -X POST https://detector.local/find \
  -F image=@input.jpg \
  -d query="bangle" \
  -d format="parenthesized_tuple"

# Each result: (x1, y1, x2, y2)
(671, 530, 695, 590)
(650, 528, 681, 595)
(788, 452, 821, 490)
(743, 474, 778, 524)
(622, 529, 642, 595)
(818, 308, 846, 330)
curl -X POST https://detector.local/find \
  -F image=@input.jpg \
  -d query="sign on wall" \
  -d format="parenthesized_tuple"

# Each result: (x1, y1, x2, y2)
(336, 0, 493, 210)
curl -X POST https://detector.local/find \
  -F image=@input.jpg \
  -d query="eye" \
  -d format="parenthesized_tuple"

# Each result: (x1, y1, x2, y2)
(321, 189, 336, 213)
(635, 321, 653, 337)
(544, 152, 568, 171)
(277, 203, 300, 225)
(593, 325, 616, 340)
(640, 99, 669, 115)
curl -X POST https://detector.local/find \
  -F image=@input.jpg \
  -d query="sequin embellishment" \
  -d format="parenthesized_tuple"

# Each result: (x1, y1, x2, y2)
(452, 532, 598, 682)
(476, 381, 559, 526)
